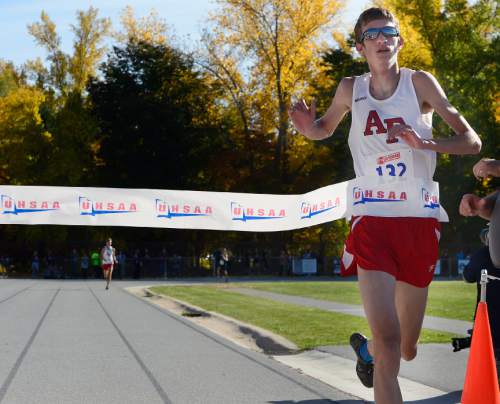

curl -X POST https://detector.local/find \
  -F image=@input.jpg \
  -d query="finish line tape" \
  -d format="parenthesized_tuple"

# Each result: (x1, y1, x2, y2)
(0, 177, 448, 231)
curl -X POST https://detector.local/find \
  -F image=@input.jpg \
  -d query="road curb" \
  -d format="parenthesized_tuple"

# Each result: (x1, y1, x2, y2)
(135, 286, 299, 355)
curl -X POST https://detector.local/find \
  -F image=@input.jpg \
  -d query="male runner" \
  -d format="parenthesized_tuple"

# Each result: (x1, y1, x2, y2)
(101, 238, 117, 290)
(289, 7, 481, 404)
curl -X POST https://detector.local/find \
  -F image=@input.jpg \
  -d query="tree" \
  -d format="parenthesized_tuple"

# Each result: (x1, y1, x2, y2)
(19, 8, 112, 185)
(0, 87, 50, 184)
(87, 41, 227, 190)
(114, 6, 171, 46)
(28, 11, 69, 94)
(198, 30, 279, 193)
(0, 61, 22, 97)
(69, 8, 112, 93)
(28, 7, 111, 95)
(205, 0, 343, 188)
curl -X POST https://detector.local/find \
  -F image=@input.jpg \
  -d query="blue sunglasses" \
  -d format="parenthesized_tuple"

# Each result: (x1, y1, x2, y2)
(360, 26, 400, 42)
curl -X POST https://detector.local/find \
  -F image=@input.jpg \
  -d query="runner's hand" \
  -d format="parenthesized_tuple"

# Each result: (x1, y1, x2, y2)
(288, 99, 316, 135)
(386, 125, 431, 149)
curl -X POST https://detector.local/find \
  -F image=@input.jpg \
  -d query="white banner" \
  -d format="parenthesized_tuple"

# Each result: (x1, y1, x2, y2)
(0, 177, 447, 231)
(348, 176, 449, 222)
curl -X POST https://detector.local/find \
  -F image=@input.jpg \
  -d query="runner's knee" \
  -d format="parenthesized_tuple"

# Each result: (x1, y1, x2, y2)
(400, 344, 417, 361)
(373, 331, 401, 357)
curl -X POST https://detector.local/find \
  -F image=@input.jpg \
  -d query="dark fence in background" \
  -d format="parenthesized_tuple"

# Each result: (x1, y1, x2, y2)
(1, 254, 469, 279)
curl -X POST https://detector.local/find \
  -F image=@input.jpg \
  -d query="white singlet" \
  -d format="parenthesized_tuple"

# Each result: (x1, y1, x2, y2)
(348, 67, 436, 180)
(102, 246, 114, 265)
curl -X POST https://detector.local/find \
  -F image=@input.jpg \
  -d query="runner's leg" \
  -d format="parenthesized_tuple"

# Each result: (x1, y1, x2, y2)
(107, 266, 113, 288)
(102, 267, 109, 289)
(358, 267, 402, 404)
(395, 281, 428, 361)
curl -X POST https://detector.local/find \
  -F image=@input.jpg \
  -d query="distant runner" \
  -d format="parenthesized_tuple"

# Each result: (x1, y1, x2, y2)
(101, 238, 117, 290)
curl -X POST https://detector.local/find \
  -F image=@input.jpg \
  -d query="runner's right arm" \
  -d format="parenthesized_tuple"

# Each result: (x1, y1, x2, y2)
(288, 77, 353, 140)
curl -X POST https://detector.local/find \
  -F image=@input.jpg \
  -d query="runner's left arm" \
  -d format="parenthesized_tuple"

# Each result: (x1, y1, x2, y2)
(387, 71, 481, 155)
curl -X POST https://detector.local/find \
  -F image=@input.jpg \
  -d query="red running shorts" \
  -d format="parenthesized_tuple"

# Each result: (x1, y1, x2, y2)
(101, 264, 113, 271)
(341, 216, 441, 288)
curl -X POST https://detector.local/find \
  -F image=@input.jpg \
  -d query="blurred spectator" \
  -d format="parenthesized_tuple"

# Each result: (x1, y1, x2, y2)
(302, 247, 316, 259)
(441, 249, 450, 276)
(279, 249, 290, 276)
(213, 248, 222, 278)
(44, 250, 56, 279)
(31, 251, 40, 279)
(91, 250, 100, 279)
(144, 248, 151, 274)
(332, 256, 341, 276)
(133, 249, 143, 279)
(116, 250, 126, 279)
(171, 253, 182, 278)
(220, 248, 230, 282)
(70, 248, 78, 279)
(80, 251, 89, 279)
(161, 248, 168, 279)
(261, 249, 269, 274)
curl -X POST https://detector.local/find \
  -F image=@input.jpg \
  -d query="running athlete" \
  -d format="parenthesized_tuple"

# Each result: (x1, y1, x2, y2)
(289, 8, 481, 404)
(101, 238, 117, 290)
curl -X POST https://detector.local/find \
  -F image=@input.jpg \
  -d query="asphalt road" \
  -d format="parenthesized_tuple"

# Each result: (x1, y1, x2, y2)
(0, 279, 360, 404)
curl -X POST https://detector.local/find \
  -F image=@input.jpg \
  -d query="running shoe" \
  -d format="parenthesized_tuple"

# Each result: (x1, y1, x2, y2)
(350, 332, 374, 388)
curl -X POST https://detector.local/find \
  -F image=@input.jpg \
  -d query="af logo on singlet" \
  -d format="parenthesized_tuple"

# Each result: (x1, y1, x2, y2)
(364, 110, 406, 139)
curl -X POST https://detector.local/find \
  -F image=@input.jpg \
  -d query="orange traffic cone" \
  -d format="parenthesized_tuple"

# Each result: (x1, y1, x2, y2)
(461, 302, 500, 404)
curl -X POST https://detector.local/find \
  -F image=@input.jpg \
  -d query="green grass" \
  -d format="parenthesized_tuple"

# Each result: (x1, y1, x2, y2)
(240, 281, 477, 322)
(242, 281, 363, 304)
(150, 285, 456, 350)
(426, 282, 477, 321)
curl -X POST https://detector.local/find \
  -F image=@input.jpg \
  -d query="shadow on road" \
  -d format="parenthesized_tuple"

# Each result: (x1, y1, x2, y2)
(268, 390, 461, 404)
(269, 400, 362, 404)
(406, 390, 462, 403)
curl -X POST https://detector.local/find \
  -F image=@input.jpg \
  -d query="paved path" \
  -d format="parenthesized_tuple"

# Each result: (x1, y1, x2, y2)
(230, 287, 473, 335)
(0, 279, 475, 403)
(137, 280, 472, 403)
(0, 279, 358, 404)
(226, 287, 472, 403)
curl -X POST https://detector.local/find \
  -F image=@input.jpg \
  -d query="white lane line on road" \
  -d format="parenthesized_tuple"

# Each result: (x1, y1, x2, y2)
(0, 284, 35, 304)
(0, 288, 60, 403)
(88, 286, 173, 404)
(123, 287, 342, 402)
(274, 350, 451, 403)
